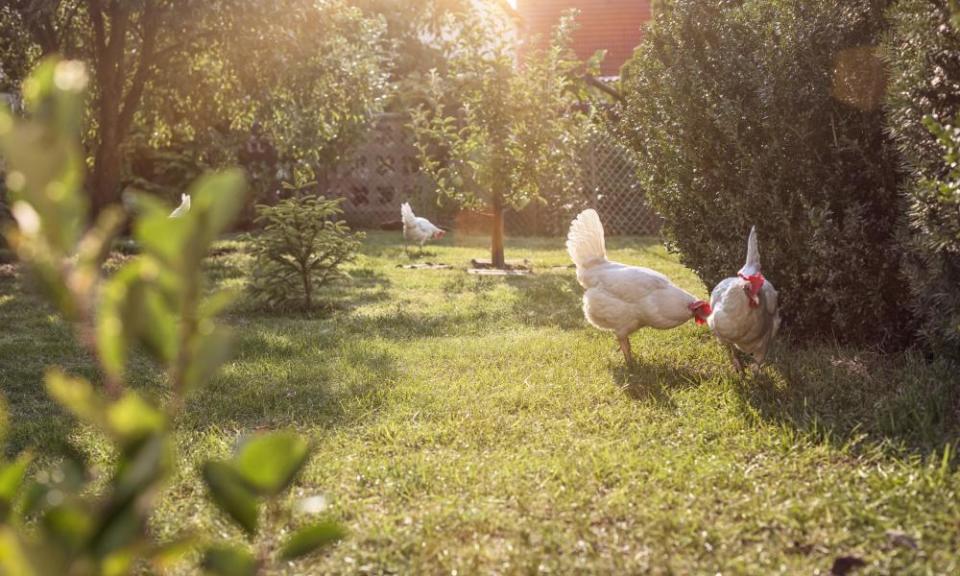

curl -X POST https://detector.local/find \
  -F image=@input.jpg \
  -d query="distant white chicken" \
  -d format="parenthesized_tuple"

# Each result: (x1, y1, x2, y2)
(169, 193, 191, 218)
(400, 202, 445, 253)
(567, 209, 712, 364)
(707, 226, 781, 372)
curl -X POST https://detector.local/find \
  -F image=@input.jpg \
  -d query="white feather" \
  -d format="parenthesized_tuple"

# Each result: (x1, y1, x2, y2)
(401, 202, 443, 247)
(708, 225, 780, 366)
(566, 209, 702, 342)
(169, 193, 191, 219)
(565, 208, 607, 269)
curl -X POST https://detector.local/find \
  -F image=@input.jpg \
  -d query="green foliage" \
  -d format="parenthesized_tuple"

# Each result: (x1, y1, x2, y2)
(410, 12, 592, 266)
(1, 1, 389, 217)
(0, 59, 339, 574)
(200, 431, 341, 572)
(249, 193, 363, 310)
(885, 0, 960, 358)
(619, 0, 909, 345)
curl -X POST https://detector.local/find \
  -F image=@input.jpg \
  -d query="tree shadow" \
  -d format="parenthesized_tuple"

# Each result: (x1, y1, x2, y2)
(180, 324, 398, 432)
(731, 347, 960, 457)
(505, 272, 584, 329)
(336, 304, 493, 340)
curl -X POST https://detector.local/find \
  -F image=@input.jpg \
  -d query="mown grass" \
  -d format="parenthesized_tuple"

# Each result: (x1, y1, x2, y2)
(1, 231, 958, 574)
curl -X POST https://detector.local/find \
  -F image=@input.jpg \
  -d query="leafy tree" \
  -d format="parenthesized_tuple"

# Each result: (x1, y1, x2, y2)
(0, 59, 341, 575)
(349, 0, 472, 93)
(249, 192, 363, 310)
(131, 0, 390, 222)
(410, 15, 591, 268)
(618, 0, 909, 346)
(885, 0, 960, 358)
(0, 0, 228, 215)
(0, 1, 390, 218)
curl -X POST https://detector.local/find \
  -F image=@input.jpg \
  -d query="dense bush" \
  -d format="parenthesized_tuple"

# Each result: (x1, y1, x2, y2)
(885, 0, 960, 358)
(619, 0, 910, 346)
(249, 194, 363, 310)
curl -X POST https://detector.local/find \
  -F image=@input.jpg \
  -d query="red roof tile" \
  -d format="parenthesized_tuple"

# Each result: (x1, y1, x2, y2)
(517, 0, 652, 76)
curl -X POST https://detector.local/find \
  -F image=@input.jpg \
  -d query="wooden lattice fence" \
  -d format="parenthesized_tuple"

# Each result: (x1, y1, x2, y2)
(327, 113, 452, 228)
(328, 113, 660, 236)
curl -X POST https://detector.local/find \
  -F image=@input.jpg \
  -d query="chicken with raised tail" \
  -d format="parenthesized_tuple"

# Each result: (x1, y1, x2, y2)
(169, 193, 191, 218)
(707, 226, 781, 373)
(401, 202, 445, 254)
(566, 209, 712, 364)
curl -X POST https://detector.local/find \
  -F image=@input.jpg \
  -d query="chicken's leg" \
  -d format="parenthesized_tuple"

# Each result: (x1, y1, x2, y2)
(726, 344, 744, 374)
(618, 335, 633, 365)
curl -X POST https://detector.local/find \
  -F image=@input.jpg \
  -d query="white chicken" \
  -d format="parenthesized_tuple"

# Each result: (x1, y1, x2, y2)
(401, 202, 445, 254)
(566, 209, 713, 364)
(169, 193, 191, 218)
(707, 226, 781, 372)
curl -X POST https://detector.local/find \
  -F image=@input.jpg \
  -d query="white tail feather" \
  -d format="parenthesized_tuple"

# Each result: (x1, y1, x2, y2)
(400, 202, 416, 226)
(740, 225, 761, 274)
(567, 209, 607, 269)
(169, 193, 191, 218)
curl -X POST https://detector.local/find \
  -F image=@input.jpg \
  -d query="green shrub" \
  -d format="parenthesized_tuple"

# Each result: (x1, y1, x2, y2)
(619, 0, 910, 345)
(248, 194, 363, 310)
(885, 0, 960, 358)
(0, 59, 341, 575)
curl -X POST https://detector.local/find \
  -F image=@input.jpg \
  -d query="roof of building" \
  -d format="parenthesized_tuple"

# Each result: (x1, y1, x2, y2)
(516, 0, 651, 77)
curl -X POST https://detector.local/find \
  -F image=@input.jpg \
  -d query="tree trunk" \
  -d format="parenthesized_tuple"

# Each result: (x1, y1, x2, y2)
(91, 111, 123, 216)
(85, 0, 159, 219)
(302, 268, 313, 310)
(491, 190, 506, 269)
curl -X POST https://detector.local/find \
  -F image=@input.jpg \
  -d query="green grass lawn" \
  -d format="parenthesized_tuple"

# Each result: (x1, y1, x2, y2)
(1, 231, 959, 574)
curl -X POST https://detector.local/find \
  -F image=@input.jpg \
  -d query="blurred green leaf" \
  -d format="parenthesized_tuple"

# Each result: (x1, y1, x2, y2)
(44, 370, 104, 427)
(0, 58, 87, 255)
(91, 504, 142, 563)
(201, 545, 257, 576)
(42, 502, 94, 551)
(132, 193, 193, 266)
(200, 289, 239, 320)
(234, 432, 310, 496)
(279, 520, 344, 560)
(148, 535, 200, 570)
(97, 262, 148, 381)
(106, 394, 165, 444)
(189, 170, 248, 242)
(183, 326, 234, 395)
(0, 453, 32, 522)
(0, 526, 39, 576)
(102, 548, 136, 576)
(201, 462, 259, 535)
(76, 206, 126, 270)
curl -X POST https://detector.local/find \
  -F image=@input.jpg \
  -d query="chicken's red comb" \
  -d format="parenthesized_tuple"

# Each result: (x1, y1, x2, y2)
(689, 300, 712, 325)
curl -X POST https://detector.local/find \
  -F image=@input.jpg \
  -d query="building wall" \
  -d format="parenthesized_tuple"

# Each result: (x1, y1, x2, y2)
(517, 0, 651, 77)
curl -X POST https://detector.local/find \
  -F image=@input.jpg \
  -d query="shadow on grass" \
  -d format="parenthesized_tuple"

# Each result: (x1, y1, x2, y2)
(181, 327, 398, 432)
(732, 347, 960, 457)
(231, 268, 393, 318)
(336, 304, 494, 340)
(505, 273, 584, 330)
(610, 358, 709, 411)
(0, 277, 91, 455)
